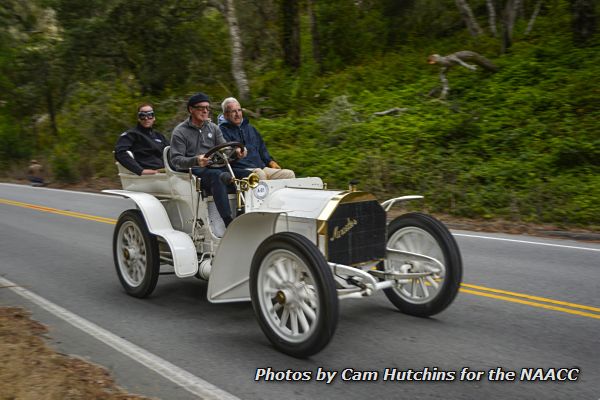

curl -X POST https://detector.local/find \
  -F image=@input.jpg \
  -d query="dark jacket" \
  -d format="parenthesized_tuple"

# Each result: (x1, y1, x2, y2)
(115, 125, 168, 175)
(218, 115, 273, 169)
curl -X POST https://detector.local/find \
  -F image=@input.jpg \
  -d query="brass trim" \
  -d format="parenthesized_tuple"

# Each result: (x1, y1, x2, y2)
(316, 191, 378, 222)
(350, 259, 384, 268)
(317, 220, 328, 236)
(339, 191, 378, 203)
(316, 191, 378, 262)
(317, 223, 329, 259)
(329, 217, 358, 242)
(317, 192, 346, 223)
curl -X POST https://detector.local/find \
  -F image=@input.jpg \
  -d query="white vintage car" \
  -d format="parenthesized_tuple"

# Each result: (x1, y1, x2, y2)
(104, 142, 462, 357)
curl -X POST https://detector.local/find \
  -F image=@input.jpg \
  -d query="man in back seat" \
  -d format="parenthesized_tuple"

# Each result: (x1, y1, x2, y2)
(115, 103, 168, 175)
(219, 97, 295, 180)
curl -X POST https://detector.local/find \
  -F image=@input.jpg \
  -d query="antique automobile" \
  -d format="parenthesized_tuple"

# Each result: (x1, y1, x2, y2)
(104, 142, 462, 357)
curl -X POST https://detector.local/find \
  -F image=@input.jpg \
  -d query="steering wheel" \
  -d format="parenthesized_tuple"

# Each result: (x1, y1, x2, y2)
(204, 141, 245, 168)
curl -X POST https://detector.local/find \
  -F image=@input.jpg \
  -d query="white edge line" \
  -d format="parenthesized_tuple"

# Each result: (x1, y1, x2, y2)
(0, 276, 241, 400)
(453, 233, 600, 252)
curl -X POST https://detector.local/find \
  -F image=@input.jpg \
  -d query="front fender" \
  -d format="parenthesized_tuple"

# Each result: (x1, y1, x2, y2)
(207, 212, 281, 303)
(380, 195, 424, 212)
(103, 189, 198, 278)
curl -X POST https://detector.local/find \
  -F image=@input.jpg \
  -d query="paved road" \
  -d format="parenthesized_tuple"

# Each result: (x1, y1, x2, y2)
(1, 183, 599, 400)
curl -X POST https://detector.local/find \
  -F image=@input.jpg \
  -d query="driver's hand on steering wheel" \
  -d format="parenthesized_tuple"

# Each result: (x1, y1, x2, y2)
(236, 147, 247, 159)
(197, 154, 209, 167)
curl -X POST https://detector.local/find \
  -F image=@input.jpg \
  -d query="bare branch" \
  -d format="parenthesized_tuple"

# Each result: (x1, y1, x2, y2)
(241, 107, 260, 119)
(427, 51, 498, 99)
(428, 51, 498, 72)
(373, 107, 408, 116)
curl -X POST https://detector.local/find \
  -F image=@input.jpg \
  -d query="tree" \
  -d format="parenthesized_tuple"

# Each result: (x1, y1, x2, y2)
(219, 0, 250, 100)
(525, 0, 543, 35)
(455, 0, 483, 36)
(307, 0, 323, 73)
(1, 2, 66, 136)
(312, 0, 387, 71)
(501, 0, 522, 52)
(570, 0, 597, 44)
(486, 0, 498, 37)
(280, 0, 301, 70)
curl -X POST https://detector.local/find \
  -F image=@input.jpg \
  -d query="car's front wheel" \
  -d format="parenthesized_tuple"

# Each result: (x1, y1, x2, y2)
(383, 213, 462, 317)
(250, 232, 338, 358)
(113, 209, 160, 298)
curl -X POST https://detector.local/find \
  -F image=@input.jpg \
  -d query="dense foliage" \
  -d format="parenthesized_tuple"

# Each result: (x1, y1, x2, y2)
(0, 0, 598, 227)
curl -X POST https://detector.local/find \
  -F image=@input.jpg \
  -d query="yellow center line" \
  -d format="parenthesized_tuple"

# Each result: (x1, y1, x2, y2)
(461, 283, 600, 313)
(0, 198, 116, 225)
(460, 288, 600, 320)
(2, 197, 599, 320)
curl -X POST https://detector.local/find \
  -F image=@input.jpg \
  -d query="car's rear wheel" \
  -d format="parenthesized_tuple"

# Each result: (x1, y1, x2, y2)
(383, 213, 462, 317)
(250, 232, 338, 358)
(113, 209, 160, 298)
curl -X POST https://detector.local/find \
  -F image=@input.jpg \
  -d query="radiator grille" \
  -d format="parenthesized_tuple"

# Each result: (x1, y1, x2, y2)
(326, 200, 386, 265)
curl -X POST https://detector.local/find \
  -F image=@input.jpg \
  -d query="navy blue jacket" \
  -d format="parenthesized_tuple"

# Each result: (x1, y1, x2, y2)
(218, 115, 273, 169)
(115, 125, 168, 175)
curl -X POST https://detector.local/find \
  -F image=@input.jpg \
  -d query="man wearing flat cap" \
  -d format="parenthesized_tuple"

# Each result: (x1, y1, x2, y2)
(170, 92, 247, 228)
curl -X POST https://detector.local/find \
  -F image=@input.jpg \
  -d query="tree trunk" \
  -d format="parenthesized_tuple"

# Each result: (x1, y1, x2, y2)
(525, 0, 542, 35)
(570, 0, 597, 44)
(307, 0, 322, 73)
(455, 0, 483, 36)
(501, 0, 519, 52)
(439, 68, 450, 100)
(281, 0, 301, 70)
(224, 0, 250, 101)
(46, 88, 58, 136)
(515, 0, 523, 19)
(486, 0, 498, 37)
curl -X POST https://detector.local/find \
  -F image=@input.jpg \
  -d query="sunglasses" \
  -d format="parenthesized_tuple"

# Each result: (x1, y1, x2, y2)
(138, 111, 155, 120)
(191, 105, 211, 111)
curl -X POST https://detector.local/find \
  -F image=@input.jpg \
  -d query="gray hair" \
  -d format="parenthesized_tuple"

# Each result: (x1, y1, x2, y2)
(221, 97, 240, 112)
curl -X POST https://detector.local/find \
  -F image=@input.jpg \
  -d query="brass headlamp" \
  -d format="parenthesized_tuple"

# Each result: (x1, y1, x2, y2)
(236, 172, 260, 191)
(235, 172, 260, 214)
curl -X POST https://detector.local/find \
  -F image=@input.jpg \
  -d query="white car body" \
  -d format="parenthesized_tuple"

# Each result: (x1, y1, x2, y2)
(104, 145, 462, 357)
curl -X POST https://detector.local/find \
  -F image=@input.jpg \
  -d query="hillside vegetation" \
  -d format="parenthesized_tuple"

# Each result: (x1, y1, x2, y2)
(0, 0, 598, 227)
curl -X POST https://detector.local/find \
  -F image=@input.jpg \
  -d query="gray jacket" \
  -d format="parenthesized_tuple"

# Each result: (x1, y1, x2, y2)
(170, 117, 225, 170)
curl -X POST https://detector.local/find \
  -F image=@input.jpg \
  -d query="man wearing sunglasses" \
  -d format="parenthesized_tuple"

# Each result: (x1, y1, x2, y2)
(115, 103, 168, 175)
(170, 92, 247, 227)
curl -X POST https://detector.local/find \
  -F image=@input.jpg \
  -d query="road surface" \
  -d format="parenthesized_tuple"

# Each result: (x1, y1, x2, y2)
(1, 183, 598, 399)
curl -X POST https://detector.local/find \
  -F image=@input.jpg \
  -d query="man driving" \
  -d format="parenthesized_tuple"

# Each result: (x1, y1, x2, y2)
(170, 92, 247, 227)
